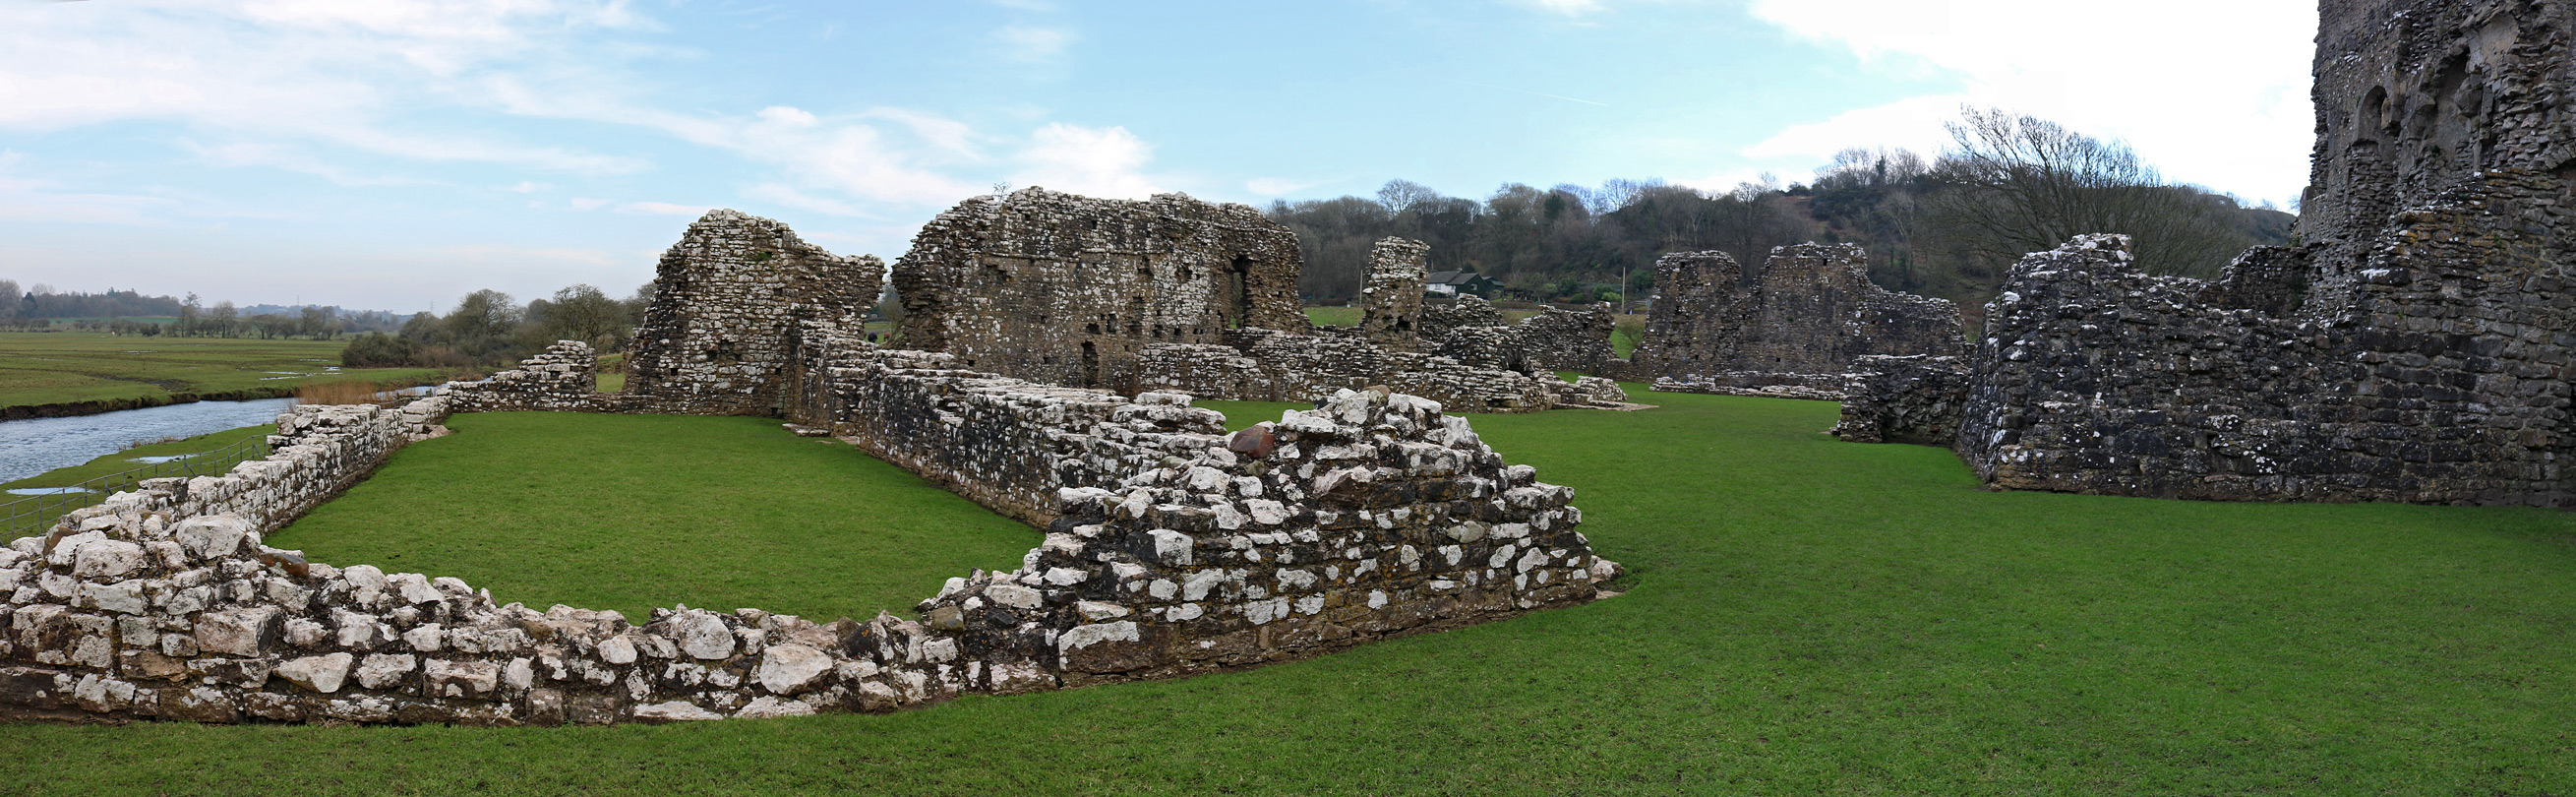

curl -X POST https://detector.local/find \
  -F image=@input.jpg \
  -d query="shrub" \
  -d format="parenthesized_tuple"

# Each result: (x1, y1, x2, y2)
(340, 333, 421, 368)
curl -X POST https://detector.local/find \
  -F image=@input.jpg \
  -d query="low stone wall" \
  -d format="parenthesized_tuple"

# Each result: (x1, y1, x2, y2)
(1547, 377, 1631, 409)
(1135, 329, 1557, 413)
(446, 341, 598, 413)
(1829, 355, 1968, 446)
(1, 376, 1617, 725)
(814, 347, 1229, 525)
(1651, 372, 1846, 401)
(1417, 294, 1502, 341)
(914, 387, 1620, 687)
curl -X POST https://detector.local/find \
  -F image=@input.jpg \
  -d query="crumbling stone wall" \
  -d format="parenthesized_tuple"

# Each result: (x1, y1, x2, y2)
(1651, 373, 1846, 401)
(1829, 355, 1968, 446)
(2299, 0, 2575, 305)
(1135, 329, 1556, 412)
(1631, 245, 1962, 392)
(447, 341, 597, 413)
(810, 346, 1229, 525)
(1896, 0, 2576, 507)
(1417, 294, 1503, 341)
(1360, 237, 1430, 351)
(627, 211, 884, 416)
(891, 188, 1309, 391)
(1427, 304, 1628, 380)
(1, 377, 1617, 726)
(913, 388, 1619, 686)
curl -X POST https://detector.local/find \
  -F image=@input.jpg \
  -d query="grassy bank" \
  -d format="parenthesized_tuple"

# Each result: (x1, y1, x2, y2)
(0, 332, 443, 415)
(3, 393, 2570, 794)
(268, 412, 1036, 621)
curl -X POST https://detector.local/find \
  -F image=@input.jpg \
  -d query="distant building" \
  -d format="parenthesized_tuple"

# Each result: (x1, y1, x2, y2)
(1424, 270, 1500, 297)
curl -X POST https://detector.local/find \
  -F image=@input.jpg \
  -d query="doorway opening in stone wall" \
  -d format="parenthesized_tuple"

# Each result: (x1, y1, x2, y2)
(1079, 340, 1101, 389)
(1223, 256, 1253, 329)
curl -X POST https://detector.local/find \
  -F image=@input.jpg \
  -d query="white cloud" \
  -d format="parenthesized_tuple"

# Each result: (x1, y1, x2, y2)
(509, 181, 549, 193)
(1745, 0, 2314, 201)
(994, 25, 1075, 63)
(0, 0, 646, 185)
(569, 197, 611, 211)
(1015, 123, 1159, 200)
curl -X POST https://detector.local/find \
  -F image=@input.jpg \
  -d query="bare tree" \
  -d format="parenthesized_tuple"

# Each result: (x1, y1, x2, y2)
(1927, 107, 2252, 277)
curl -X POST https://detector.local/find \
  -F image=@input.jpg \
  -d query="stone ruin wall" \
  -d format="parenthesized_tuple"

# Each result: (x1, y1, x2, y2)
(3, 339, 1617, 725)
(1630, 245, 1963, 398)
(446, 341, 599, 413)
(891, 188, 1309, 392)
(1836, 0, 2576, 507)
(1359, 237, 1431, 351)
(1828, 355, 1969, 447)
(625, 211, 885, 416)
(2299, 0, 2575, 311)
(1417, 294, 1503, 341)
(1434, 304, 1627, 378)
(1134, 330, 1557, 413)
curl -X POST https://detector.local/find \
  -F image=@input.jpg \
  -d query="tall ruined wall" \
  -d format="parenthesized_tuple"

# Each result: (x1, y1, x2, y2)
(627, 211, 884, 416)
(1360, 237, 1431, 351)
(891, 188, 1309, 392)
(2299, 0, 2575, 306)
(1630, 245, 1963, 390)
(1628, 251, 1746, 380)
(2, 372, 1616, 726)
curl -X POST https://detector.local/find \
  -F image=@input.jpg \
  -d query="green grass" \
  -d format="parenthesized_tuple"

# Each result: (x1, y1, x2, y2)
(0, 332, 444, 410)
(593, 354, 626, 393)
(5, 392, 2573, 795)
(266, 412, 1038, 621)
(1304, 305, 1359, 327)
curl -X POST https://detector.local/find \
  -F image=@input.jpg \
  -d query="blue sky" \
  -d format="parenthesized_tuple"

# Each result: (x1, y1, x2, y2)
(0, 0, 2315, 312)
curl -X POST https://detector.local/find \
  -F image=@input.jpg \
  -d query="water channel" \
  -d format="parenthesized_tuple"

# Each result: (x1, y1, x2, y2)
(0, 398, 296, 484)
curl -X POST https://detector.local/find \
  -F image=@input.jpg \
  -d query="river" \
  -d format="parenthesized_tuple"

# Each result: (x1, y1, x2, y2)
(0, 398, 296, 484)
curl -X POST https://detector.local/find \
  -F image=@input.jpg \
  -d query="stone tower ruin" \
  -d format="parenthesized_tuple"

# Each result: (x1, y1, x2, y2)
(890, 188, 1309, 391)
(625, 210, 883, 415)
(1359, 236, 1431, 351)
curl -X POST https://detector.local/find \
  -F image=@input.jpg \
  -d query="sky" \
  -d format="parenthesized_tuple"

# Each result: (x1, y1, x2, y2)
(0, 0, 2318, 313)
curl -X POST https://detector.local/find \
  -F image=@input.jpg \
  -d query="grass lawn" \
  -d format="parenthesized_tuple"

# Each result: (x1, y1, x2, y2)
(4, 391, 2572, 794)
(0, 332, 444, 410)
(266, 412, 1038, 621)
(1304, 305, 1359, 327)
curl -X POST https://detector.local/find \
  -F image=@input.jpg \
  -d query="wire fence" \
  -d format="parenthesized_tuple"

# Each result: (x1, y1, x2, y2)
(1, 433, 272, 541)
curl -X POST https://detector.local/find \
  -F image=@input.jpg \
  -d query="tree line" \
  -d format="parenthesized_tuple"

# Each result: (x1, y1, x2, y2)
(340, 284, 648, 369)
(1270, 107, 2293, 312)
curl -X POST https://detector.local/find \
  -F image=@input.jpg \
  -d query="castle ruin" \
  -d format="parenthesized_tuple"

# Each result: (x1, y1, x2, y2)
(1837, 0, 2576, 507)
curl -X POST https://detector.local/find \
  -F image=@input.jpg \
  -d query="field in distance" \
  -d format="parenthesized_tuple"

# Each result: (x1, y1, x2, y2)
(0, 332, 446, 414)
